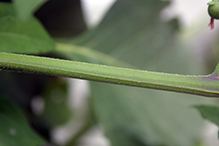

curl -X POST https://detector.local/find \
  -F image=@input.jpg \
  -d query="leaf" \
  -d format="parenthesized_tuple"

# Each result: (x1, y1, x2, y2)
(194, 105, 219, 127)
(90, 83, 207, 146)
(0, 96, 45, 146)
(0, 3, 54, 54)
(72, 0, 211, 145)
(13, 0, 47, 21)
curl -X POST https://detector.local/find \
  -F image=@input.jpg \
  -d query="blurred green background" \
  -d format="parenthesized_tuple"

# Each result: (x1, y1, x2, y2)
(1, 0, 219, 146)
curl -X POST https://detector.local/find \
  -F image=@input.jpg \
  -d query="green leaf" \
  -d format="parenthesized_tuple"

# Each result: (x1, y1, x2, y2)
(13, 0, 47, 21)
(0, 3, 54, 54)
(0, 96, 45, 146)
(91, 83, 206, 146)
(194, 105, 219, 127)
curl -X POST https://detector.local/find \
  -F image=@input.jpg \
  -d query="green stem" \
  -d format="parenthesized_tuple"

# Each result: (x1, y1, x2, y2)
(55, 43, 133, 67)
(0, 52, 219, 97)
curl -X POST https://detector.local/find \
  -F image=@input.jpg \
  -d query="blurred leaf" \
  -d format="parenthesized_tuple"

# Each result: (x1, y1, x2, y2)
(0, 69, 55, 140)
(91, 83, 207, 146)
(13, 0, 47, 21)
(0, 96, 45, 146)
(70, 0, 212, 146)
(194, 105, 219, 127)
(40, 78, 72, 126)
(0, 3, 54, 54)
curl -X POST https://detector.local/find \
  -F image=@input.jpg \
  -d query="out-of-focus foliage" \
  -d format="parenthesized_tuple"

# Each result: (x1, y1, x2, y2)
(62, 0, 209, 146)
(35, 0, 86, 37)
(0, 0, 218, 146)
(0, 3, 54, 54)
(195, 105, 219, 127)
(40, 79, 72, 126)
(0, 96, 45, 146)
(13, 0, 46, 21)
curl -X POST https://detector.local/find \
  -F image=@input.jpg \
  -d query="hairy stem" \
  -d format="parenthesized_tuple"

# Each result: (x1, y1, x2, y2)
(0, 52, 219, 97)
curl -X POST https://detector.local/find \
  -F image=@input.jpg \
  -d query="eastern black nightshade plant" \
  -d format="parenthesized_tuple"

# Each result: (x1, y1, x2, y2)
(208, 0, 219, 29)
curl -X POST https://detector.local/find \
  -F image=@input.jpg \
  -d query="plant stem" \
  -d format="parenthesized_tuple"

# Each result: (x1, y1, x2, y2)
(0, 52, 219, 97)
(55, 43, 133, 67)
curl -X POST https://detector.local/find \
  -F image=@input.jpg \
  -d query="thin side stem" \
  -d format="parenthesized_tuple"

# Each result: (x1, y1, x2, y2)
(55, 43, 133, 67)
(0, 52, 219, 97)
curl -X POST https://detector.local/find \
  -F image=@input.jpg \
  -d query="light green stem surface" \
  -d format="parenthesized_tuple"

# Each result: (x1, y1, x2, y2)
(0, 52, 219, 97)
